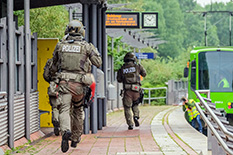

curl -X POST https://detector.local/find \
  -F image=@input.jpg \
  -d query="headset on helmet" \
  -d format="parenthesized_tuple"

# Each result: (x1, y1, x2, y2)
(124, 52, 136, 62)
(67, 20, 85, 37)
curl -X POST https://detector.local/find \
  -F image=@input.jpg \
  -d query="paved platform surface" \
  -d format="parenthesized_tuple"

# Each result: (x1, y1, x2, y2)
(13, 105, 207, 155)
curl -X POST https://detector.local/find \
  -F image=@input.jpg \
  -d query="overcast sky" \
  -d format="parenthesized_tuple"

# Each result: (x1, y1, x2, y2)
(196, 0, 231, 6)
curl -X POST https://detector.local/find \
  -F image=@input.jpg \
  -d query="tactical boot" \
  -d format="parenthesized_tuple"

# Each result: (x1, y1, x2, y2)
(128, 125, 133, 130)
(54, 127, 59, 136)
(71, 137, 81, 148)
(134, 117, 140, 127)
(61, 130, 71, 153)
(53, 121, 60, 136)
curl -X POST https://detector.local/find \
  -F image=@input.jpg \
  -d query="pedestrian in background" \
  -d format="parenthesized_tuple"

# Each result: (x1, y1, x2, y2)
(181, 97, 203, 133)
(117, 52, 146, 130)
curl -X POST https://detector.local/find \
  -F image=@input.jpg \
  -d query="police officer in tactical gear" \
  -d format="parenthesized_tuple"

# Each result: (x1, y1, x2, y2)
(117, 52, 146, 130)
(43, 58, 60, 136)
(51, 20, 102, 153)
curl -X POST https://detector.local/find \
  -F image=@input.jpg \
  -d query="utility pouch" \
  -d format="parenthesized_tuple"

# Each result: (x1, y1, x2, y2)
(81, 74, 93, 86)
(124, 84, 131, 90)
(131, 84, 140, 92)
(48, 81, 58, 96)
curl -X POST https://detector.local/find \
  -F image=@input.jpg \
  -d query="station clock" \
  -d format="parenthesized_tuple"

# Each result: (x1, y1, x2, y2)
(142, 12, 158, 28)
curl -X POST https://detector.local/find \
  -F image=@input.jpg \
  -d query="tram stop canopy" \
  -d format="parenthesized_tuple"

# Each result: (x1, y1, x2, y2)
(12, 0, 105, 10)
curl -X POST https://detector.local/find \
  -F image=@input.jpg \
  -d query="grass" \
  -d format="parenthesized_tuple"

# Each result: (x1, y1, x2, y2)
(4, 140, 31, 155)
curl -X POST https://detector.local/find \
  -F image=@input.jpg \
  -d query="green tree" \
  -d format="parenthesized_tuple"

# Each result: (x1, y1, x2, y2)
(156, 0, 186, 58)
(14, 5, 69, 39)
(107, 36, 131, 71)
(205, 2, 231, 46)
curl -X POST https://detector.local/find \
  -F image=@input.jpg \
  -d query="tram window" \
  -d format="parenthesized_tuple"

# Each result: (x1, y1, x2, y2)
(191, 60, 196, 90)
(199, 51, 233, 92)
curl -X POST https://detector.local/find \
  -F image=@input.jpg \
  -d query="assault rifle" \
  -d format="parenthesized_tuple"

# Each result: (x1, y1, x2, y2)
(84, 87, 94, 108)
(133, 89, 144, 107)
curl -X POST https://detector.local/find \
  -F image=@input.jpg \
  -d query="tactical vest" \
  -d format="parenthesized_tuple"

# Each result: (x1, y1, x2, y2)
(59, 40, 90, 73)
(122, 63, 140, 85)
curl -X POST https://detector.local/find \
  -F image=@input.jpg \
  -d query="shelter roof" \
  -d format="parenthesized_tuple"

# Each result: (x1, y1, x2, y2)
(106, 28, 165, 49)
(13, 0, 105, 10)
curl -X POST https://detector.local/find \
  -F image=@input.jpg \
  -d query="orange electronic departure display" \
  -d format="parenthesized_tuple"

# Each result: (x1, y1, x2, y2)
(106, 12, 140, 28)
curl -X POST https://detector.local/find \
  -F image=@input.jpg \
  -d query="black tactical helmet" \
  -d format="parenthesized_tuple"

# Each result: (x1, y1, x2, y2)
(67, 20, 85, 37)
(124, 52, 136, 62)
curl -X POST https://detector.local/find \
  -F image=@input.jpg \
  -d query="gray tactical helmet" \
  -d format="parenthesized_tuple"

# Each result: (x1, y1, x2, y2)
(124, 52, 136, 62)
(67, 20, 85, 37)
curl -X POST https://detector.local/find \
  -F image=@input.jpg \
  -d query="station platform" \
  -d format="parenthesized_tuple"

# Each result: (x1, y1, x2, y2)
(12, 105, 208, 155)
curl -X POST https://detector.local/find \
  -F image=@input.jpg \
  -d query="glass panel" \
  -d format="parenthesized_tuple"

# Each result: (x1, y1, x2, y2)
(31, 40, 33, 62)
(191, 68, 196, 90)
(16, 66, 19, 91)
(0, 32, 2, 59)
(199, 51, 233, 92)
(0, 67, 1, 91)
(15, 36, 19, 61)
(191, 60, 196, 90)
(31, 66, 33, 90)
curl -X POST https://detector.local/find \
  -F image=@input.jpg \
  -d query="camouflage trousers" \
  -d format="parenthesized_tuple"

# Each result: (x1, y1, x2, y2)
(49, 96, 59, 126)
(58, 80, 85, 142)
(123, 90, 140, 126)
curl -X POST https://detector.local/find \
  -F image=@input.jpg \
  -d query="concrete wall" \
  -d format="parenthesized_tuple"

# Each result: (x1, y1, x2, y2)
(167, 80, 188, 105)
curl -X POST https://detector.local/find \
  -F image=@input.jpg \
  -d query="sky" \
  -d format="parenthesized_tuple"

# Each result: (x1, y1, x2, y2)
(196, 0, 231, 6)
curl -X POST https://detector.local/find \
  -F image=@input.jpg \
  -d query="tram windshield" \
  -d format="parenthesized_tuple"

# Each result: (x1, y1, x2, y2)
(199, 51, 233, 92)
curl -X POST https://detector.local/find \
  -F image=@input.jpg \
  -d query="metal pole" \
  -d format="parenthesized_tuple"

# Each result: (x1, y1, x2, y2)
(82, 3, 90, 134)
(24, 0, 31, 140)
(204, 13, 207, 46)
(117, 45, 120, 109)
(97, 4, 103, 130)
(111, 37, 114, 111)
(83, 4, 89, 42)
(102, 5, 107, 127)
(149, 89, 151, 105)
(7, 0, 15, 148)
(229, 13, 232, 46)
(138, 49, 141, 64)
(90, 3, 98, 134)
(69, 7, 73, 22)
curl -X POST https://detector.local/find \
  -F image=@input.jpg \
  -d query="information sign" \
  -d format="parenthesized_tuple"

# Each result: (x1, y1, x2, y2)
(135, 53, 155, 59)
(106, 12, 140, 28)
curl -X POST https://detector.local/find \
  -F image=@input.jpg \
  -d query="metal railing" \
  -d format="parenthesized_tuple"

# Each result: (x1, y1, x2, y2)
(142, 87, 167, 105)
(195, 90, 233, 155)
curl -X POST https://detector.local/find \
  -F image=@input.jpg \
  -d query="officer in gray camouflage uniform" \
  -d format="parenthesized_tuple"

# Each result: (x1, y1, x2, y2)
(51, 20, 102, 153)
(43, 58, 60, 136)
(117, 52, 146, 130)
